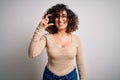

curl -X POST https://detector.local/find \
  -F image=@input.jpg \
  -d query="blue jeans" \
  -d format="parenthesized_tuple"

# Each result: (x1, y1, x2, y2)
(43, 66, 78, 80)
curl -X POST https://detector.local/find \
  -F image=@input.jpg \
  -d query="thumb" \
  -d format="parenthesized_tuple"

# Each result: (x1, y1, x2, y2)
(48, 23, 54, 27)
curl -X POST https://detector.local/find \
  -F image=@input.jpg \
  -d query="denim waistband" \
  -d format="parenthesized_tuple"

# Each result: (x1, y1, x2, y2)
(44, 66, 77, 79)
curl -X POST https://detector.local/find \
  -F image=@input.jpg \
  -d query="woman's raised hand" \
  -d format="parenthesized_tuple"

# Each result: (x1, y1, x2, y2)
(38, 14, 54, 28)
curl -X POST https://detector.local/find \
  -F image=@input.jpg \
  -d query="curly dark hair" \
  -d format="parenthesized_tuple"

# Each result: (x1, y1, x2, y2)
(43, 3, 79, 34)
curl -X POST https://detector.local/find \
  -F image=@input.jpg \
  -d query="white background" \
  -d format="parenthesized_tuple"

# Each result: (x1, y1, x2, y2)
(0, 0, 120, 80)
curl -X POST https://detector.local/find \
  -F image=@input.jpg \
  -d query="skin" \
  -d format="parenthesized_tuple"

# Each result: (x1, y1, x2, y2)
(40, 10, 72, 48)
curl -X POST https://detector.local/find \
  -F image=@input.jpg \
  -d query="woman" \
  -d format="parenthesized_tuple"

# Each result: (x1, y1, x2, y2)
(28, 4, 86, 80)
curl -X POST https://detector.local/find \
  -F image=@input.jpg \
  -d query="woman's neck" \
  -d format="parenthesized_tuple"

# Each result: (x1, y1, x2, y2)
(56, 30, 70, 37)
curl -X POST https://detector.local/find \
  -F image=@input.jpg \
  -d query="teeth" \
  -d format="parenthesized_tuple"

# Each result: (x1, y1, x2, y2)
(59, 23, 64, 26)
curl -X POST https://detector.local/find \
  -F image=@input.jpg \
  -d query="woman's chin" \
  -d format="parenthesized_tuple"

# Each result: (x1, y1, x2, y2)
(57, 26, 66, 30)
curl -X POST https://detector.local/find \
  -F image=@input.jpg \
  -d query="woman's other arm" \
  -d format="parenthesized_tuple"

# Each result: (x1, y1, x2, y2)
(76, 36, 86, 80)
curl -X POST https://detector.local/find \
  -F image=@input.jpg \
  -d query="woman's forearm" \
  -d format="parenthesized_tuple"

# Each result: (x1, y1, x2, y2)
(28, 25, 46, 58)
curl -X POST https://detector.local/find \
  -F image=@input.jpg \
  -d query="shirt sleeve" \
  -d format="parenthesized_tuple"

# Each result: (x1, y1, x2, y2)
(76, 36, 86, 80)
(28, 25, 46, 58)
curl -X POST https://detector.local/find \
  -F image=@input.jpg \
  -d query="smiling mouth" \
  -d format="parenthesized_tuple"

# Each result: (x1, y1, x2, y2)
(58, 22, 64, 26)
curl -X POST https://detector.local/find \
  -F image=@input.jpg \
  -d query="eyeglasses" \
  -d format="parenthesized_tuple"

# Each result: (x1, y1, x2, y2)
(55, 14, 67, 19)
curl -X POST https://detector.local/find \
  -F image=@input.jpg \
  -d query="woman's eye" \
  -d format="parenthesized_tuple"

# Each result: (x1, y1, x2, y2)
(62, 15, 67, 18)
(55, 15, 67, 19)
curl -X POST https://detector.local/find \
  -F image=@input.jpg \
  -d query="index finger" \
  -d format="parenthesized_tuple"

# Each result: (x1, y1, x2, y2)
(45, 14, 52, 19)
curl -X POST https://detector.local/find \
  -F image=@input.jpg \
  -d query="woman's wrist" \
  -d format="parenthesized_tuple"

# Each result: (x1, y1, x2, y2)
(34, 25, 44, 35)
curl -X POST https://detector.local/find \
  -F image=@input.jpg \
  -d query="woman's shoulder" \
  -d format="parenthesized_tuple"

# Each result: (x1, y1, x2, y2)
(72, 34, 82, 44)
(72, 34, 81, 40)
(42, 33, 52, 39)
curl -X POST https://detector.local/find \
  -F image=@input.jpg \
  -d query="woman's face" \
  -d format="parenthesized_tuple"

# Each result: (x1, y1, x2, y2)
(54, 10, 68, 31)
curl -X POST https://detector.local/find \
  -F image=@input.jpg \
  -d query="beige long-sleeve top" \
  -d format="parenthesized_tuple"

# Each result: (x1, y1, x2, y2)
(28, 25, 86, 80)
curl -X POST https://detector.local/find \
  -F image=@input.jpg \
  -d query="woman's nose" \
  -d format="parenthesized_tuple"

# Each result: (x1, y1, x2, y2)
(58, 16, 63, 21)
